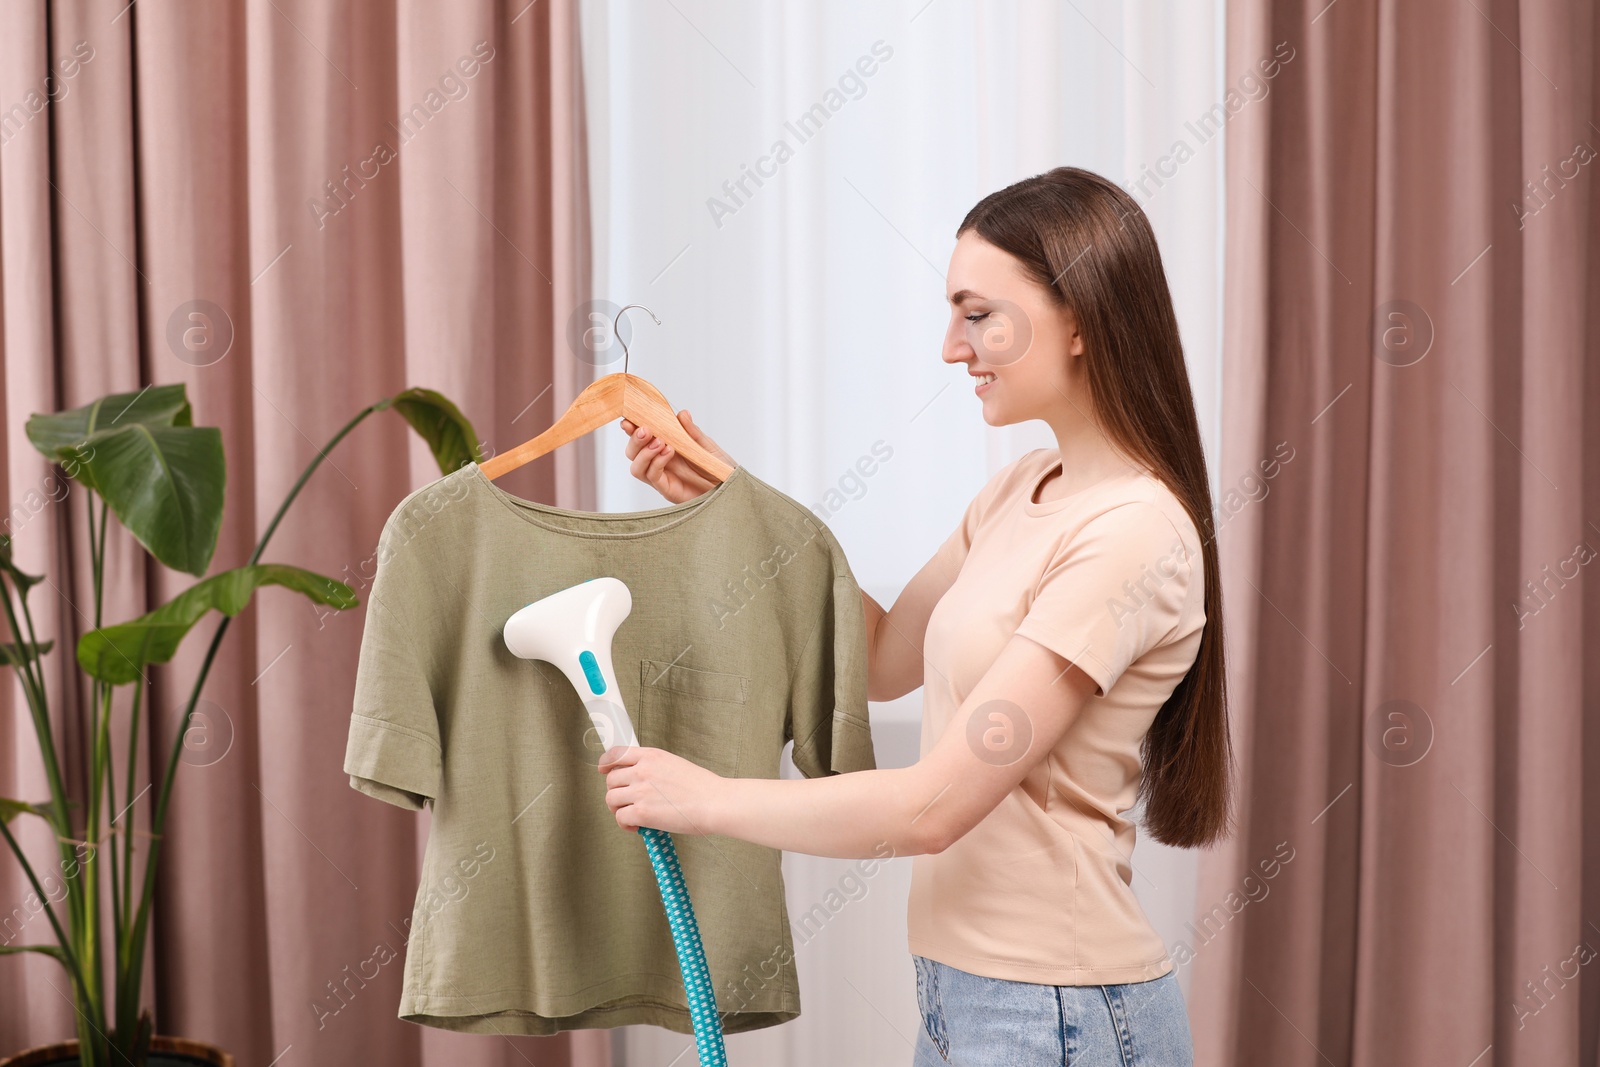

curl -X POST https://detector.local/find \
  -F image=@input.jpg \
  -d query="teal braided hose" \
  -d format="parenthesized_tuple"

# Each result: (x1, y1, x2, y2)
(636, 831, 726, 1062)
(639, 825, 727, 1067)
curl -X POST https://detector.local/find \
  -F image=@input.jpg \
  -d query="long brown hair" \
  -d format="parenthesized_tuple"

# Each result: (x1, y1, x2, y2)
(958, 166, 1233, 849)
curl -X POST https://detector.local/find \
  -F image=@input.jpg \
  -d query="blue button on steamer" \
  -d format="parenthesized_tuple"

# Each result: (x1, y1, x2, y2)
(578, 650, 606, 695)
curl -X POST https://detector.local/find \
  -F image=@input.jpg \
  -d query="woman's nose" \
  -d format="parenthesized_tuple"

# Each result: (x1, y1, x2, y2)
(940, 325, 973, 364)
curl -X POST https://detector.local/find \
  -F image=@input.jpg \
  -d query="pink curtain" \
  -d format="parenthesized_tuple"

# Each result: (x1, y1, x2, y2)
(1195, 0, 1599, 1064)
(0, 1, 605, 1063)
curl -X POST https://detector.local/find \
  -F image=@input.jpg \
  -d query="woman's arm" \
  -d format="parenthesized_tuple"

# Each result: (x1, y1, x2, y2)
(598, 632, 1100, 859)
(861, 548, 961, 702)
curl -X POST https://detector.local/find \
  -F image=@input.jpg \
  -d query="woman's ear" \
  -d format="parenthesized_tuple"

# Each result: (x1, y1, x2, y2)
(1063, 305, 1086, 359)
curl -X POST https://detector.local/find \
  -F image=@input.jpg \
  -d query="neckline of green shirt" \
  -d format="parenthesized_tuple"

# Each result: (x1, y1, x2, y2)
(466, 459, 748, 539)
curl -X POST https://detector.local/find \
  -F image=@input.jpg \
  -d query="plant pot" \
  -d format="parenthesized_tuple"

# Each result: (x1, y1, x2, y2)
(0, 1037, 233, 1067)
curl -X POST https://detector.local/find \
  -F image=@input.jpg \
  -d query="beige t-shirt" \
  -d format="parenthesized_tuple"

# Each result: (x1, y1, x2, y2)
(907, 447, 1205, 985)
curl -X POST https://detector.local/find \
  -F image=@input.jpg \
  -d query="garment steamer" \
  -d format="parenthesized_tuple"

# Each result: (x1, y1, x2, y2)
(502, 577, 728, 1066)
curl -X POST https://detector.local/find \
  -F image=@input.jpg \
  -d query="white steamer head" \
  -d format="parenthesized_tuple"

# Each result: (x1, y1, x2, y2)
(502, 577, 638, 753)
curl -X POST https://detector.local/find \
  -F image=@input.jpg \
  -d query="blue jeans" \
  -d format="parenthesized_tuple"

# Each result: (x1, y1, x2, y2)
(911, 955, 1194, 1066)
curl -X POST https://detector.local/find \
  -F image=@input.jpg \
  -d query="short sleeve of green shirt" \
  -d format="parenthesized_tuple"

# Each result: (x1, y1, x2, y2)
(787, 571, 873, 777)
(346, 509, 445, 811)
(343, 462, 876, 1036)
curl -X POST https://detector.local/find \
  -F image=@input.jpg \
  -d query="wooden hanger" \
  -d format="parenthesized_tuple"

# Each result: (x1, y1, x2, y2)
(477, 304, 733, 485)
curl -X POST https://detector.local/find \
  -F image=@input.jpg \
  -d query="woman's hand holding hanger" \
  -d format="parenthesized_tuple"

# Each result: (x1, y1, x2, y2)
(618, 410, 735, 504)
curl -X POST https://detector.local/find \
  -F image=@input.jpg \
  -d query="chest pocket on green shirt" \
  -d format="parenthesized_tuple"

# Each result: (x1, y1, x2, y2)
(637, 660, 749, 778)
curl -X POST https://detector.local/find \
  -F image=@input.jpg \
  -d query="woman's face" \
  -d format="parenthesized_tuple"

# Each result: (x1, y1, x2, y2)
(940, 230, 1083, 427)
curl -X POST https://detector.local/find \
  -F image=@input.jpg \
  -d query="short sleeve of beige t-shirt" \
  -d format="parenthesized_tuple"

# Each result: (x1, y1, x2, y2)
(910, 447, 1205, 985)
(1011, 498, 1197, 698)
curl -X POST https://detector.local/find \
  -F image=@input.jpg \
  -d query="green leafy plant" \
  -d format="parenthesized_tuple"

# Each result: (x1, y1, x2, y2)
(0, 383, 481, 1066)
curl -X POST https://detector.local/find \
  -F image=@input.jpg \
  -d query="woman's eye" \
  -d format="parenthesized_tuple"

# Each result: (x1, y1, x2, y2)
(965, 313, 990, 323)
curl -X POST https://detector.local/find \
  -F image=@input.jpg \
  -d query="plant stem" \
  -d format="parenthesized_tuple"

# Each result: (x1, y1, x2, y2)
(252, 404, 383, 565)
(0, 817, 92, 1010)
(92, 489, 107, 628)
(0, 568, 90, 1000)
(0, 582, 70, 831)
(118, 401, 382, 1045)
(0, 573, 69, 833)
(113, 678, 143, 1049)
(105, 682, 123, 976)
(82, 497, 107, 1042)
(121, 680, 142, 952)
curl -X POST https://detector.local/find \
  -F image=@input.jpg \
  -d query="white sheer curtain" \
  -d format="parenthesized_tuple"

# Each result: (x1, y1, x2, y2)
(578, 2, 1223, 1063)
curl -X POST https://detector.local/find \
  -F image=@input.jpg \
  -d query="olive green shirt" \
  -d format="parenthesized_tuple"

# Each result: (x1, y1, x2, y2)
(343, 460, 874, 1035)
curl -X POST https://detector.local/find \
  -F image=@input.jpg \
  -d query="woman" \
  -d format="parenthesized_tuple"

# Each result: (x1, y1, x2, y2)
(600, 166, 1232, 1066)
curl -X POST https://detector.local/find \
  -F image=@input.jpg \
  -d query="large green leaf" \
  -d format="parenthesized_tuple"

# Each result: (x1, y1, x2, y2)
(26, 385, 224, 576)
(24, 383, 193, 459)
(65, 425, 223, 577)
(77, 564, 358, 685)
(380, 388, 483, 473)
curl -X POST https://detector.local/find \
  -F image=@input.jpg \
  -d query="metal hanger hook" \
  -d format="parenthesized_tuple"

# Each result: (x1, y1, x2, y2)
(613, 304, 661, 376)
